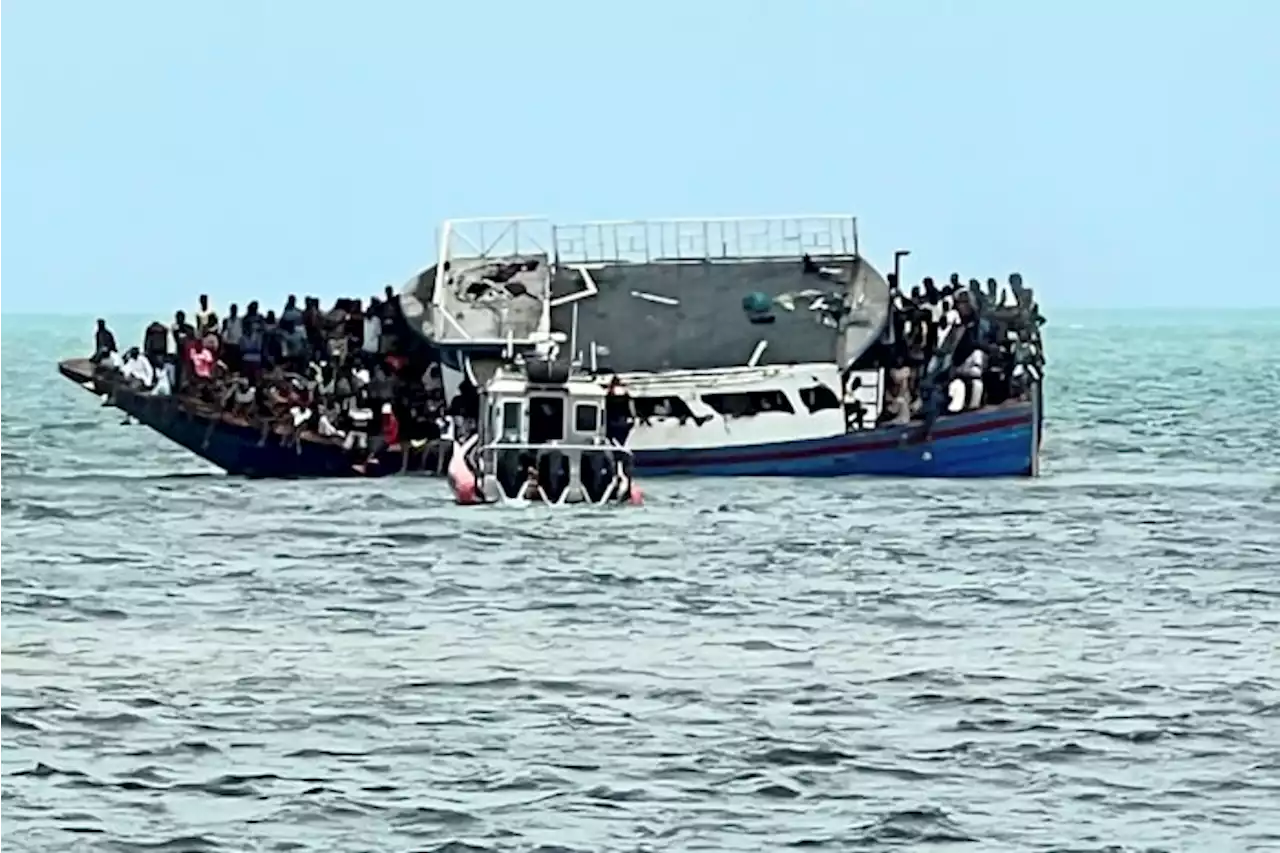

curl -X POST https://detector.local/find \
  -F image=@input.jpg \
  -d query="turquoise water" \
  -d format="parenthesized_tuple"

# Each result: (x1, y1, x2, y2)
(3, 311, 1279, 852)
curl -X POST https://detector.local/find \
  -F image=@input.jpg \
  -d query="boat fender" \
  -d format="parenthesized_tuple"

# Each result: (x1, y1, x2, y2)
(525, 358, 570, 385)
(627, 485, 644, 506)
(447, 443, 481, 504)
(454, 477, 480, 504)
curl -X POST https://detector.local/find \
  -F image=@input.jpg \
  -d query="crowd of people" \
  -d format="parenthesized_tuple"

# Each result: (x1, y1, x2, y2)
(83, 266, 1046, 463)
(854, 271, 1047, 434)
(90, 289, 461, 467)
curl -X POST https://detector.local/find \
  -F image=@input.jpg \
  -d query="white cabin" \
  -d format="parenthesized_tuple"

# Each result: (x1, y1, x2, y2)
(462, 359, 637, 505)
(481, 365, 611, 449)
(616, 363, 883, 451)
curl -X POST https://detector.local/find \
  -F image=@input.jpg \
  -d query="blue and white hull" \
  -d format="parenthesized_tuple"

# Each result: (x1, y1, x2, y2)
(632, 401, 1038, 478)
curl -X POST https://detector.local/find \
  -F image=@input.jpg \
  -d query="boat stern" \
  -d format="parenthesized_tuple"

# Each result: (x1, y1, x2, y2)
(449, 437, 642, 507)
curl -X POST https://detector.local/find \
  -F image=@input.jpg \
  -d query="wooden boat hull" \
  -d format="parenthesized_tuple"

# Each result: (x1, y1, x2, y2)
(58, 359, 1040, 479)
(57, 359, 445, 478)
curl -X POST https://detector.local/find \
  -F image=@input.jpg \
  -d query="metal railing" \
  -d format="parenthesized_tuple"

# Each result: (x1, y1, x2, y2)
(431, 216, 554, 342)
(435, 216, 554, 264)
(551, 215, 859, 266)
(480, 441, 632, 454)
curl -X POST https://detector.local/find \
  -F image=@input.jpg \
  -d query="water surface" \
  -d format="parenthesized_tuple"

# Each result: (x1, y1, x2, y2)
(3, 312, 1279, 852)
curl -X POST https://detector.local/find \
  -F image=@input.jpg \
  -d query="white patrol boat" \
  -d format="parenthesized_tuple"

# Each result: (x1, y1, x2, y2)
(445, 354, 644, 506)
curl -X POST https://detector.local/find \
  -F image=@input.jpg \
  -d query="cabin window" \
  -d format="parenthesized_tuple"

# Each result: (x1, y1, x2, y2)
(500, 400, 523, 440)
(702, 389, 795, 418)
(799, 384, 841, 413)
(574, 403, 600, 434)
(528, 396, 565, 444)
(634, 395, 703, 426)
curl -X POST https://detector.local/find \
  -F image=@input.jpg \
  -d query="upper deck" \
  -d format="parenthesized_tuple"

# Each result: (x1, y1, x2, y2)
(409, 217, 554, 347)
(406, 214, 891, 373)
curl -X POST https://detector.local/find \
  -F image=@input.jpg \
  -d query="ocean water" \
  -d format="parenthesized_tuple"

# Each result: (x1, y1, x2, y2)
(2, 311, 1279, 853)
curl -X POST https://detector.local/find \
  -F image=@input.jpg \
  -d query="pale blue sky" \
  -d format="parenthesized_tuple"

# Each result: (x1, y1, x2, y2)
(3, 1, 1276, 315)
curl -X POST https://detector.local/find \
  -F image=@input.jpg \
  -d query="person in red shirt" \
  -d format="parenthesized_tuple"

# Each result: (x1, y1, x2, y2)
(380, 402, 400, 447)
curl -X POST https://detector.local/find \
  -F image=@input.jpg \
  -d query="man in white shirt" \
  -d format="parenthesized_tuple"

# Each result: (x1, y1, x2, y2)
(150, 365, 173, 396)
(121, 351, 156, 388)
(362, 302, 382, 355)
(956, 349, 987, 410)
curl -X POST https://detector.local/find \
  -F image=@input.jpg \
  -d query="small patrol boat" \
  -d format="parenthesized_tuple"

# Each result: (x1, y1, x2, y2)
(446, 354, 643, 506)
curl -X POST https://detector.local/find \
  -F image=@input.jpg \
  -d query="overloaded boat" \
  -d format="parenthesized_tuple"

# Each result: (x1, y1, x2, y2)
(58, 212, 1047, 481)
(446, 349, 642, 506)
(57, 355, 448, 478)
(408, 214, 1045, 478)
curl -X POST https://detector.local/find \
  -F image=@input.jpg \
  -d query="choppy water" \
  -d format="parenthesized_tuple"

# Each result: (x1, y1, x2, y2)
(3, 311, 1280, 853)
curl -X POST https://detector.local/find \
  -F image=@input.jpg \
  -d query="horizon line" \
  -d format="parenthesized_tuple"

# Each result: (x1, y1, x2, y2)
(5, 305, 1279, 319)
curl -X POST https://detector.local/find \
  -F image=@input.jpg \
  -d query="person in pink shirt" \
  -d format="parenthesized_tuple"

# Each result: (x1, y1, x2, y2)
(188, 337, 216, 382)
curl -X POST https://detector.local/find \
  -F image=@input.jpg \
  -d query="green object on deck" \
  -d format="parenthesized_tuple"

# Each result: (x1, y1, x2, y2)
(741, 291, 772, 315)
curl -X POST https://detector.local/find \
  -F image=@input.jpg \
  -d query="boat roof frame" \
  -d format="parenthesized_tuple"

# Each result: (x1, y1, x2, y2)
(435, 214, 861, 270)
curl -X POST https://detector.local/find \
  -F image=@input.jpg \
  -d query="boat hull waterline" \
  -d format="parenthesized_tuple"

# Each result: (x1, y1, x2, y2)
(59, 358, 1040, 480)
(633, 405, 1036, 478)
